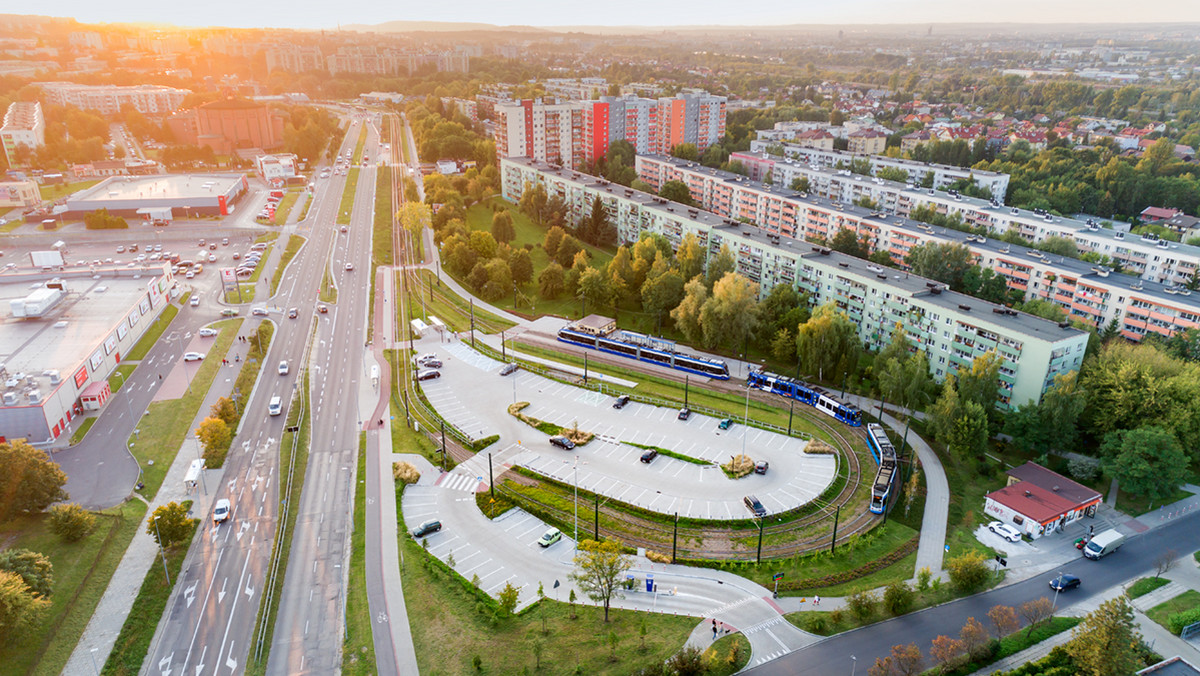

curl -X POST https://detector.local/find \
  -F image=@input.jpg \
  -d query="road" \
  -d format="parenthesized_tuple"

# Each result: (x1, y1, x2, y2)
(143, 119, 365, 676)
(265, 116, 381, 675)
(745, 509, 1200, 675)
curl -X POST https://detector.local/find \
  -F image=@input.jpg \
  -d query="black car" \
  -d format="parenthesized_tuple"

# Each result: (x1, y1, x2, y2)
(755, 460, 769, 474)
(412, 519, 442, 538)
(1049, 574, 1081, 592)
(613, 395, 630, 409)
(640, 449, 658, 463)
(499, 363, 519, 376)
(549, 435, 575, 450)
(422, 359, 444, 369)
(416, 369, 441, 381)
(677, 408, 691, 420)
(744, 495, 767, 517)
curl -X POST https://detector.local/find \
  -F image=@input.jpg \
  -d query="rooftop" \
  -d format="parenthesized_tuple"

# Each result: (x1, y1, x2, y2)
(68, 174, 244, 204)
(986, 482, 1079, 523)
(1006, 461, 1102, 506)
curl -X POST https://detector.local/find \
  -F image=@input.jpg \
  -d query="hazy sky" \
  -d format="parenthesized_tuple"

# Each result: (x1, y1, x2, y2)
(41, 0, 1200, 29)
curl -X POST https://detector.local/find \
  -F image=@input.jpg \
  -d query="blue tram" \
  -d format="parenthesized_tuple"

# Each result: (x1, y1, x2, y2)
(865, 423, 898, 514)
(556, 324, 730, 380)
(746, 370, 863, 426)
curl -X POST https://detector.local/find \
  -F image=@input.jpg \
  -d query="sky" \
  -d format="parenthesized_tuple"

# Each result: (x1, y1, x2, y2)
(38, 0, 1200, 30)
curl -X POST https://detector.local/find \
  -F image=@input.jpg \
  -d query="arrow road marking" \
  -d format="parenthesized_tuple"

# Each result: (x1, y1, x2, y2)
(183, 581, 197, 608)
(244, 576, 255, 599)
(218, 577, 228, 603)
(194, 646, 206, 676)
(157, 652, 173, 676)
(224, 641, 237, 672)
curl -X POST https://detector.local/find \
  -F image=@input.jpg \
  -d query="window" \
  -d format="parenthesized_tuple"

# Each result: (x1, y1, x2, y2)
(1012, 515, 1024, 526)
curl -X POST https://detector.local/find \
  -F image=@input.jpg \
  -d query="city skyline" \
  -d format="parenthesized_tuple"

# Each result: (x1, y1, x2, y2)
(38, 0, 1200, 31)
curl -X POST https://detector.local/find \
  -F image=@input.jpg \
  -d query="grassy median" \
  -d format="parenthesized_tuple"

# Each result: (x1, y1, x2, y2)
(342, 432, 376, 675)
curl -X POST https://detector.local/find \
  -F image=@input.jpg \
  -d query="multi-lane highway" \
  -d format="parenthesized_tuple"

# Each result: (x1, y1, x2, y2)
(144, 115, 373, 676)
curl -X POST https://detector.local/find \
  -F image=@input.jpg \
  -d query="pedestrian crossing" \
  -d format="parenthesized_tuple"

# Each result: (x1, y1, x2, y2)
(438, 472, 483, 493)
(752, 650, 787, 666)
(743, 616, 785, 635)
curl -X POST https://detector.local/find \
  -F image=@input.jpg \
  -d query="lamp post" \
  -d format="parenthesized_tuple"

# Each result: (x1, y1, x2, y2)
(111, 369, 136, 421)
(851, 655, 857, 676)
(89, 647, 100, 676)
(573, 456, 579, 548)
(152, 516, 170, 585)
(1052, 571, 1065, 610)
(742, 382, 751, 457)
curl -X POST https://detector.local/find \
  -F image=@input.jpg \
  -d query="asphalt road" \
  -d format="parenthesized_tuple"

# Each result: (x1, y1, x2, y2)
(266, 117, 380, 675)
(144, 122, 361, 676)
(745, 509, 1200, 675)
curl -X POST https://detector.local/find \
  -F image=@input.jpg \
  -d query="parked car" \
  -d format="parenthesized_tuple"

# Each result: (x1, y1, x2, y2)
(421, 359, 443, 369)
(639, 449, 658, 463)
(183, 352, 205, 362)
(416, 369, 441, 381)
(677, 408, 691, 420)
(549, 435, 575, 450)
(718, 418, 733, 430)
(612, 395, 630, 409)
(199, 327, 218, 337)
(755, 460, 769, 474)
(499, 363, 519, 376)
(744, 495, 767, 517)
(988, 521, 1023, 543)
(417, 354, 439, 367)
(213, 499, 230, 523)
(537, 528, 563, 548)
(412, 519, 442, 538)
(340, 225, 348, 233)
(1049, 574, 1081, 592)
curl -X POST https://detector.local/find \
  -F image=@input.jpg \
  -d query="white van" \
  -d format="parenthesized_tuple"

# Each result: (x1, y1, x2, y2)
(268, 396, 282, 416)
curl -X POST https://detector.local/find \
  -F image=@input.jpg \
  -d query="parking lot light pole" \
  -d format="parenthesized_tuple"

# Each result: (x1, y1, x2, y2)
(742, 383, 751, 457)
(756, 517, 764, 564)
(573, 457, 579, 547)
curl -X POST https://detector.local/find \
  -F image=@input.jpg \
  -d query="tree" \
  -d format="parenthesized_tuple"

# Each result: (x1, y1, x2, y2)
(569, 538, 632, 622)
(1154, 549, 1178, 580)
(469, 230, 498, 260)
(0, 439, 68, 520)
(946, 549, 990, 593)
(543, 225, 566, 259)
(607, 246, 634, 302)
(1100, 426, 1191, 501)
(883, 581, 914, 616)
(538, 262, 565, 299)
(796, 303, 860, 383)
(790, 176, 810, 193)
(700, 272, 760, 351)
(196, 417, 231, 457)
(147, 502, 199, 549)
(508, 249, 533, 288)
(641, 270, 685, 327)
(771, 328, 797, 362)
(956, 351, 1003, 420)
(210, 397, 237, 425)
(1065, 595, 1142, 676)
(676, 232, 705, 282)
(666, 646, 706, 675)
(47, 503, 96, 542)
(0, 569, 49, 639)
(670, 278, 709, 344)
(1003, 371, 1086, 453)
(479, 258, 513, 302)
(578, 267, 612, 309)
(946, 400, 989, 460)
(398, 202, 431, 238)
(846, 590, 878, 621)
(579, 197, 615, 246)
(905, 242, 973, 290)
(889, 643, 924, 676)
(0, 549, 53, 599)
(83, 208, 128, 230)
(959, 616, 990, 661)
(555, 235, 584, 268)
(929, 635, 964, 673)
(988, 604, 1020, 639)
(498, 581, 520, 616)
(1018, 597, 1054, 638)
(704, 245, 736, 291)
(491, 210, 515, 243)
(670, 143, 699, 162)
(830, 228, 867, 258)
(659, 180, 695, 207)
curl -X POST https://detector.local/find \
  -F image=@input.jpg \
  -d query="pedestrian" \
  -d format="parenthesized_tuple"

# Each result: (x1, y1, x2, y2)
(158, 374, 162, 380)
(711, 619, 717, 639)
(1089, 525, 1094, 536)
(814, 595, 820, 607)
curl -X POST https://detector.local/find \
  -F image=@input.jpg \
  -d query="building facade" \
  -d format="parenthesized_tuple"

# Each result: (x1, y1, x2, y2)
(0, 101, 44, 166)
(501, 157, 1088, 407)
(34, 82, 190, 115)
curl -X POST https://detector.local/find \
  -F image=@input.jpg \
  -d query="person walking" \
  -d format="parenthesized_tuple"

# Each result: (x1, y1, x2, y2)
(711, 618, 718, 639)
(814, 595, 820, 607)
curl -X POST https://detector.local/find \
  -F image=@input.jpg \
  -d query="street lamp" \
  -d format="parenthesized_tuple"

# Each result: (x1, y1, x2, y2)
(111, 369, 136, 423)
(851, 655, 857, 676)
(1051, 571, 1065, 610)
(152, 516, 170, 585)
(573, 457, 579, 548)
(89, 647, 99, 676)
(742, 382, 752, 457)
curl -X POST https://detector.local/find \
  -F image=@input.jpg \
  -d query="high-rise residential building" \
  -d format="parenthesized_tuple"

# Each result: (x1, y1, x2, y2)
(265, 44, 325, 73)
(1, 101, 45, 166)
(494, 91, 724, 169)
(34, 82, 190, 115)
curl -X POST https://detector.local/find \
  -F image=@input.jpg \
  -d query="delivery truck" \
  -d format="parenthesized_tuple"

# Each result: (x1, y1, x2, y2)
(1082, 529, 1125, 560)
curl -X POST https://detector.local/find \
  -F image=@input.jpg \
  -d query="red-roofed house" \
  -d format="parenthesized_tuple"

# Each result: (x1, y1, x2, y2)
(983, 461, 1102, 539)
(1141, 206, 1183, 222)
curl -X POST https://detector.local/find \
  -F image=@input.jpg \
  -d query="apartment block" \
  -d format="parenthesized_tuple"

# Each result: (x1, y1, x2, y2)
(635, 154, 1200, 343)
(494, 99, 582, 169)
(847, 129, 888, 155)
(34, 82, 190, 115)
(747, 140, 1011, 199)
(265, 44, 324, 73)
(501, 156, 1088, 407)
(1, 101, 44, 166)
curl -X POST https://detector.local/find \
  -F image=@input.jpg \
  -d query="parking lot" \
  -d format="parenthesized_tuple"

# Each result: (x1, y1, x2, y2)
(412, 340, 838, 521)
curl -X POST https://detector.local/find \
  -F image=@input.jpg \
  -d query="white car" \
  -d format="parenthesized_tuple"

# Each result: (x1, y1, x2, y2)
(278, 361, 289, 375)
(213, 499, 230, 523)
(183, 352, 205, 362)
(198, 328, 218, 337)
(252, 307, 269, 317)
(190, 296, 200, 307)
(208, 254, 217, 262)
(344, 263, 354, 271)
(988, 521, 1022, 543)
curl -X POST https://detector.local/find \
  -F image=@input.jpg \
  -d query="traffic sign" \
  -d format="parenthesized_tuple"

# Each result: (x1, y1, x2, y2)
(773, 572, 784, 581)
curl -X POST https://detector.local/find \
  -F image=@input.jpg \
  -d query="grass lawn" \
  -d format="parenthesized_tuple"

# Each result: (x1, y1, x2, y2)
(101, 519, 196, 675)
(703, 633, 751, 676)
(402, 269, 516, 335)
(39, 179, 101, 202)
(223, 283, 256, 304)
(351, 125, 367, 164)
(272, 189, 302, 225)
(382, 367, 441, 468)
(269, 234, 305, 296)
(0, 219, 23, 233)
(107, 364, 136, 393)
(373, 167, 393, 268)
(69, 417, 97, 444)
(907, 420, 1001, 561)
(319, 263, 338, 303)
(1146, 589, 1200, 632)
(336, 169, 360, 225)
(295, 192, 312, 222)
(342, 432, 376, 675)
(0, 500, 148, 676)
(1115, 487, 1193, 516)
(128, 319, 240, 499)
(398, 487, 700, 675)
(125, 303, 180, 361)
(245, 371, 311, 676)
(1128, 576, 1172, 599)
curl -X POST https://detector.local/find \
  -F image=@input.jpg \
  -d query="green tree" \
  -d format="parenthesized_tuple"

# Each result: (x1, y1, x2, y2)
(830, 228, 867, 258)
(538, 262, 565, 299)
(196, 417, 231, 457)
(875, 322, 913, 379)
(771, 328, 797, 362)
(607, 246, 635, 303)
(0, 549, 53, 599)
(210, 397, 238, 425)
(1100, 426, 1191, 501)
(883, 581, 914, 616)
(790, 176, 810, 193)
(1065, 595, 1143, 676)
(498, 581, 520, 616)
(956, 351, 1003, 422)
(0, 439, 68, 520)
(569, 539, 633, 622)
(659, 180, 695, 206)
(946, 550, 991, 593)
(579, 267, 612, 309)
(479, 258, 513, 302)
(468, 230, 498, 260)
(1016, 299, 1068, 323)
(508, 248, 533, 287)
(671, 278, 709, 344)
(0, 569, 49, 639)
(676, 232, 706, 283)
(642, 270, 685, 327)
(543, 225, 566, 259)
(1003, 371, 1086, 453)
(945, 400, 989, 459)
(490, 210, 515, 243)
(705, 245, 736, 291)
(670, 143, 699, 162)
(555, 235, 584, 269)
(699, 272, 760, 351)
(795, 303, 860, 382)
(147, 502, 199, 549)
(905, 242, 974, 290)
(47, 503, 96, 542)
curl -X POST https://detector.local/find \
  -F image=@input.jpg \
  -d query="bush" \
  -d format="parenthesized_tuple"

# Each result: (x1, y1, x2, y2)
(1168, 606, 1200, 635)
(1068, 455, 1100, 482)
(916, 566, 932, 591)
(392, 461, 421, 485)
(884, 581, 914, 616)
(846, 590, 877, 621)
(83, 208, 129, 230)
(47, 503, 97, 542)
(804, 614, 828, 632)
(804, 439, 836, 454)
(947, 550, 991, 593)
(721, 454, 755, 479)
